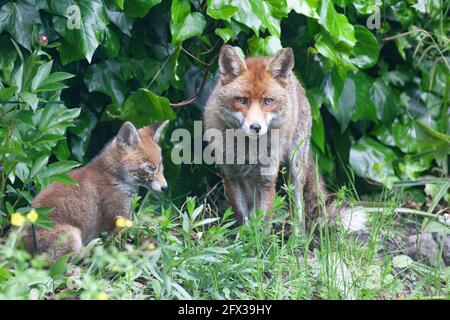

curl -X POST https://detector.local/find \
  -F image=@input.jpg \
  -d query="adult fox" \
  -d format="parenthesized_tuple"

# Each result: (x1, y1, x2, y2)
(204, 45, 366, 230)
(24, 121, 169, 260)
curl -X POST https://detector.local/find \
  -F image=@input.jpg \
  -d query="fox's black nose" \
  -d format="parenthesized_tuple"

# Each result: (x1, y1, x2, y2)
(161, 185, 168, 192)
(250, 123, 261, 133)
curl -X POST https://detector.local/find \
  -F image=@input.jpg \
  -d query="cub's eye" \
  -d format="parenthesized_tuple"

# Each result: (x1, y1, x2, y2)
(264, 97, 274, 106)
(236, 97, 248, 105)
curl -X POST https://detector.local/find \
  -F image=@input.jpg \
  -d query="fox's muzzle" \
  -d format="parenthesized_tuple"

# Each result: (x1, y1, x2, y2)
(150, 179, 168, 192)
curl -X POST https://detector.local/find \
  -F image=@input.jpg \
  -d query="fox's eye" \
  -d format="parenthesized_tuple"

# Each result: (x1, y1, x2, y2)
(236, 97, 248, 105)
(264, 97, 274, 106)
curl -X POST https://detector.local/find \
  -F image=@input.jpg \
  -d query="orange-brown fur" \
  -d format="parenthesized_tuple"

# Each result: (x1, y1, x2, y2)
(204, 45, 332, 226)
(23, 121, 169, 260)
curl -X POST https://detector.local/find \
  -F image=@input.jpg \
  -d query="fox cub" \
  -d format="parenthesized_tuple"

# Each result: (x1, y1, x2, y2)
(204, 45, 348, 227)
(24, 121, 169, 260)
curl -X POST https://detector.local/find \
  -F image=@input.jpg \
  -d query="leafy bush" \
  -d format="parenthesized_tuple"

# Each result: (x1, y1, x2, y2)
(0, 0, 448, 300)
(1, 0, 448, 205)
(0, 42, 79, 231)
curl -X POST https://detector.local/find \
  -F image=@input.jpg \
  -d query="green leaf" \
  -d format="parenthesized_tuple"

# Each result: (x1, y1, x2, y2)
(105, 3, 135, 36)
(315, 33, 357, 78)
(49, 254, 72, 280)
(48, 173, 78, 186)
(20, 92, 39, 111)
(248, 0, 287, 38)
(30, 155, 50, 178)
(350, 72, 377, 123)
(38, 72, 75, 89)
(120, 89, 176, 128)
(49, 0, 109, 64)
(230, 0, 262, 35)
(15, 162, 30, 182)
(0, 35, 17, 84)
(329, 76, 355, 132)
(352, 0, 379, 14)
(248, 36, 282, 56)
(350, 25, 380, 69)
(350, 137, 398, 185)
(215, 28, 234, 42)
(31, 61, 54, 92)
(0, 86, 17, 101)
(124, 0, 161, 18)
(287, 0, 319, 18)
(36, 82, 69, 93)
(0, 0, 41, 51)
(84, 60, 129, 106)
(37, 160, 80, 180)
(319, 0, 356, 50)
(370, 79, 400, 125)
(102, 27, 121, 58)
(171, 0, 206, 44)
(207, 1, 239, 20)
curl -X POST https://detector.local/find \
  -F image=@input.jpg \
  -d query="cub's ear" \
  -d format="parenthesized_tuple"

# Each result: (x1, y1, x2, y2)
(267, 48, 294, 79)
(117, 121, 140, 148)
(218, 45, 247, 80)
(150, 120, 170, 143)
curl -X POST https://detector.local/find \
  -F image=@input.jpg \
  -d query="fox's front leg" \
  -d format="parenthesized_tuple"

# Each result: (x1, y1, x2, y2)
(288, 149, 308, 230)
(254, 182, 276, 220)
(223, 177, 251, 224)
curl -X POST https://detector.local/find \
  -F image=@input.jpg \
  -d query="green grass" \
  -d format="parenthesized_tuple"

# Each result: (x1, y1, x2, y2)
(0, 180, 449, 300)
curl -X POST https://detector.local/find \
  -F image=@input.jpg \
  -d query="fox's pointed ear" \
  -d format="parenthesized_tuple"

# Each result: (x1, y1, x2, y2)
(117, 121, 140, 148)
(150, 120, 169, 143)
(218, 45, 247, 80)
(267, 48, 294, 79)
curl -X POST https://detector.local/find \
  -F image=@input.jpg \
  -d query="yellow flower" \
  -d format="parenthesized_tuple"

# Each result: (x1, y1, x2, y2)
(11, 213, 26, 227)
(124, 219, 133, 228)
(96, 292, 109, 300)
(148, 243, 156, 250)
(115, 216, 132, 228)
(115, 216, 126, 228)
(26, 209, 39, 222)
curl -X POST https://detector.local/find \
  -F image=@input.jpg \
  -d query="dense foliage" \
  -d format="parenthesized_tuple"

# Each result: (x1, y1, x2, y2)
(0, 0, 448, 300)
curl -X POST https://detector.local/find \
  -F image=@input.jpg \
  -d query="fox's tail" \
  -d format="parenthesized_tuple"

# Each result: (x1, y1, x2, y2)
(334, 205, 369, 232)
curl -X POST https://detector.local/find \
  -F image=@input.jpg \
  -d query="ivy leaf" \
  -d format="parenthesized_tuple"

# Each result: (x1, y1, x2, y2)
(350, 25, 380, 69)
(287, 0, 319, 19)
(352, 0, 379, 15)
(315, 33, 357, 79)
(102, 27, 121, 58)
(230, 0, 262, 35)
(84, 60, 130, 106)
(350, 137, 398, 185)
(248, 35, 282, 56)
(350, 72, 377, 123)
(49, 0, 109, 64)
(370, 79, 400, 126)
(105, 4, 135, 36)
(0, 0, 41, 51)
(0, 35, 18, 84)
(120, 89, 176, 128)
(124, 0, 162, 18)
(319, 0, 356, 50)
(329, 76, 355, 132)
(207, 1, 239, 20)
(171, 0, 206, 44)
(248, 0, 288, 38)
(215, 28, 234, 42)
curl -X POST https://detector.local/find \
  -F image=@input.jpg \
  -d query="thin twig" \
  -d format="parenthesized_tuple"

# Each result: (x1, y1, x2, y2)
(170, 66, 211, 108)
(181, 46, 212, 66)
(170, 51, 219, 108)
